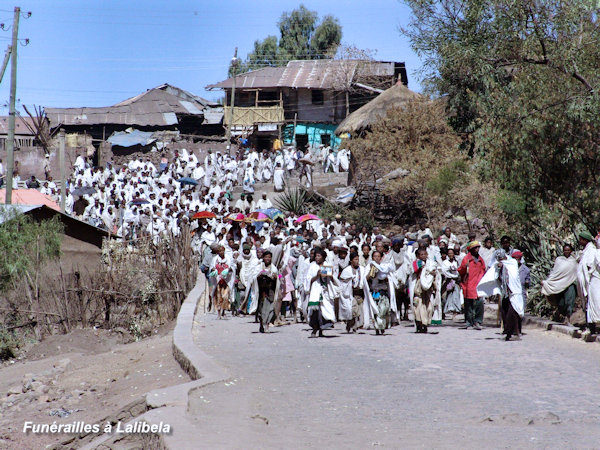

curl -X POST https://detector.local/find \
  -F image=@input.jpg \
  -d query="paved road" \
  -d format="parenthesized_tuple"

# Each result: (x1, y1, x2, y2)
(189, 312, 600, 449)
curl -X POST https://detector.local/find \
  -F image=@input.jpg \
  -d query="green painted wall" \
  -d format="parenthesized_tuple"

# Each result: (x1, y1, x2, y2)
(283, 123, 342, 149)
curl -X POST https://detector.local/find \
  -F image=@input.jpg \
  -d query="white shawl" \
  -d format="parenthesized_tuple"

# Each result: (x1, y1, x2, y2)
(541, 255, 578, 296)
(408, 259, 442, 323)
(477, 258, 524, 317)
(363, 261, 397, 325)
(247, 262, 278, 314)
(305, 262, 337, 322)
(339, 265, 364, 321)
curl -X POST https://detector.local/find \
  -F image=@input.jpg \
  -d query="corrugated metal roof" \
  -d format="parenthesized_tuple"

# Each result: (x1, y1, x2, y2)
(206, 60, 399, 90)
(46, 84, 220, 128)
(203, 107, 224, 125)
(205, 67, 286, 90)
(0, 189, 61, 210)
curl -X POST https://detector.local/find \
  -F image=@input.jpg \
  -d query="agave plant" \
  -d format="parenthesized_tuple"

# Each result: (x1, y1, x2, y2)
(520, 229, 559, 318)
(274, 187, 309, 215)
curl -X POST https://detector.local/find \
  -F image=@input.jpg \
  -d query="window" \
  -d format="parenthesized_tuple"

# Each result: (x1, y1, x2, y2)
(311, 90, 324, 105)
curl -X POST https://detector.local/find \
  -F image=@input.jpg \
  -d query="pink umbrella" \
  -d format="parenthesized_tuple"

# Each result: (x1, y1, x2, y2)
(248, 211, 272, 222)
(225, 213, 246, 222)
(295, 213, 321, 223)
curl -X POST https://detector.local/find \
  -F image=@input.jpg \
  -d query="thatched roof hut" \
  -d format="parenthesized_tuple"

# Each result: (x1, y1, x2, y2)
(335, 82, 422, 136)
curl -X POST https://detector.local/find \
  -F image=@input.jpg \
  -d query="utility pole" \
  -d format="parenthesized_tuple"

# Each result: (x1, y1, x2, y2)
(59, 128, 65, 212)
(4, 6, 20, 204)
(225, 47, 238, 157)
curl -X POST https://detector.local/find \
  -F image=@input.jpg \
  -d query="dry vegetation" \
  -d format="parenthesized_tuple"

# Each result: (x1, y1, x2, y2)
(348, 99, 506, 233)
(0, 228, 197, 358)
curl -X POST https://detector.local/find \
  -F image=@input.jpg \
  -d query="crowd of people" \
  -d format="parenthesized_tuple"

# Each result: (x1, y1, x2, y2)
(7, 144, 349, 244)
(5, 144, 600, 340)
(201, 217, 539, 341)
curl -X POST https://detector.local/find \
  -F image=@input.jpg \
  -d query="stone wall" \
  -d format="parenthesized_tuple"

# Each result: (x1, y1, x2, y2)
(0, 146, 79, 181)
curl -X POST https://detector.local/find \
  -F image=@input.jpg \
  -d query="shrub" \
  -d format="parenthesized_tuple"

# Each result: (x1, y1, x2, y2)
(274, 187, 309, 215)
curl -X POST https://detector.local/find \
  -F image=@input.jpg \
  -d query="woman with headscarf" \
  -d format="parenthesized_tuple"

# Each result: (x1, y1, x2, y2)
(236, 242, 260, 315)
(441, 247, 462, 319)
(277, 246, 298, 325)
(364, 250, 395, 335)
(294, 247, 313, 323)
(409, 247, 440, 333)
(208, 245, 234, 319)
(541, 243, 578, 323)
(339, 252, 367, 333)
(304, 247, 337, 337)
(256, 250, 279, 333)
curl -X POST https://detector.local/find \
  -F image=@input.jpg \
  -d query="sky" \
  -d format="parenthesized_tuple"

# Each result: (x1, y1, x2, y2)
(0, 0, 424, 114)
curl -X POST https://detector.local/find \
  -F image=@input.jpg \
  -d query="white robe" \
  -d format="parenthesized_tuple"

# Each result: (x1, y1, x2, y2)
(305, 262, 337, 322)
(239, 253, 261, 311)
(339, 265, 365, 321)
(338, 149, 350, 172)
(578, 242, 600, 323)
(256, 198, 273, 210)
(363, 261, 398, 326)
(273, 168, 285, 191)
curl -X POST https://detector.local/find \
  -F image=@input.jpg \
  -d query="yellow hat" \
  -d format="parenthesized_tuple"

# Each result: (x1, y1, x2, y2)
(467, 240, 481, 250)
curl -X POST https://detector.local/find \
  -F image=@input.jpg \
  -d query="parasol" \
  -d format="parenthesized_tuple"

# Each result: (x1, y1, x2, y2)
(298, 158, 314, 165)
(248, 211, 273, 222)
(225, 213, 246, 222)
(72, 186, 97, 196)
(130, 198, 150, 205)
(192, 211, 216, 219)
(295, 213, 321, 223)
(262, 208, 285, 220)
(178, 177, 199, 186)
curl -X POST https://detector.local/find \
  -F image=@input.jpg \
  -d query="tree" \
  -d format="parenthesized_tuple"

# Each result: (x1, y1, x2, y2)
(310, 15, 343, 59)
(403, 0, 600, 232)
(232, 5, 342, 74)
(21, 105, 56, 155)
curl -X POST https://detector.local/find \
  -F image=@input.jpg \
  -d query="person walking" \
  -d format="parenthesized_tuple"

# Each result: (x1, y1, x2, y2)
(458, 241, 487, 330)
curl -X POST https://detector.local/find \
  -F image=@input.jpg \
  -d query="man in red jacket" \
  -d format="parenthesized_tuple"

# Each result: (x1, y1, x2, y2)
(458, 241, 487, 330)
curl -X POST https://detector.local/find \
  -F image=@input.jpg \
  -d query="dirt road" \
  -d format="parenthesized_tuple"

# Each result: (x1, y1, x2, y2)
(189, 313, 600, 449)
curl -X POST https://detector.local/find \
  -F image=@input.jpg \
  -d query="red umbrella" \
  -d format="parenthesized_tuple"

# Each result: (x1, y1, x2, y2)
(192, 211, 216, 220)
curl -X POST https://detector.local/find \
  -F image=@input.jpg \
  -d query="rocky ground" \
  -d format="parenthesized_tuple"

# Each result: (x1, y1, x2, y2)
(189, 309, 600, 449)
(0, 323, 189, 450)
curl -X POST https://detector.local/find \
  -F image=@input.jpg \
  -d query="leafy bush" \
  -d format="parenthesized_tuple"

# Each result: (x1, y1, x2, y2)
(0, 207, 63, 293)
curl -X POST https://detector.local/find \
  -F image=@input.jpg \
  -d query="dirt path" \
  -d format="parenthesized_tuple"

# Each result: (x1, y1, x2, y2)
(0, 323, 189, 449)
